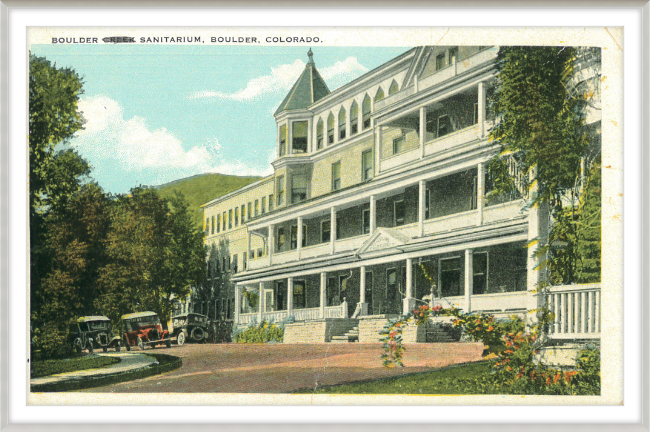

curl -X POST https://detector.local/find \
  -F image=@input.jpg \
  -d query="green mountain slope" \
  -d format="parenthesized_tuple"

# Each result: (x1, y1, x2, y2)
(157, 173, 262, 229)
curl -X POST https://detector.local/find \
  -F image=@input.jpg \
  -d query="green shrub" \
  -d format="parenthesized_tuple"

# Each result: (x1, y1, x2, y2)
(31, 323, 72, 361)
(235, 320, 284, 344)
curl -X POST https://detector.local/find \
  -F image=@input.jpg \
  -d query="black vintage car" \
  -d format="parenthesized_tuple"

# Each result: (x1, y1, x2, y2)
(171, 313, 209, 345)
(68, 316, 122, 353)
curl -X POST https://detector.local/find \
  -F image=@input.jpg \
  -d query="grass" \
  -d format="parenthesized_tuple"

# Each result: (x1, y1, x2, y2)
(157, 173, 261, 229)
(30, 354, 120, 378)
(302, 361, 496, 395)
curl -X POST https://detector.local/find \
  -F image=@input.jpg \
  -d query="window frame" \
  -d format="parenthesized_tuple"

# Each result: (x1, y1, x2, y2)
(277, 227, 285, 251)
(291, 120, 309, 154)
(331, 161, 342, 191)
(362, 149, 374, 181)
(254, 199, 259, 216)
(293, 280, 306, 309)
(362, 208, 371, 234)
(392, 134, 405, 155)
(438, 255, 463, 297)
(276, 175, 285, 206)
(317, 118, 324, 149)
(472, 251, 489, 295)
(437, 114, 450, 138)
(279, 124, 287, 156)
(362, 96, 372, 130)
(228, 209, 233, 229)
(338, 108, 347, 140)
(393, 199, 405, 227)
(321, 219, 331, 243)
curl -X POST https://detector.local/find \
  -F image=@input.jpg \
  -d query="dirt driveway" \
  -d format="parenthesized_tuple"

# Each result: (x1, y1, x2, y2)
(82, 342, 484, 393)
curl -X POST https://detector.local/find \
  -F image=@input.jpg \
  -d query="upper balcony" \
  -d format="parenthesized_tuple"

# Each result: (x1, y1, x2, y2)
(374, 46, 498, 112)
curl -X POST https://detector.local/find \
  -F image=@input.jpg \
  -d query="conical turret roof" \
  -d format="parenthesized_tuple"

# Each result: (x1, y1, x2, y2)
(275, 49, 330, 115)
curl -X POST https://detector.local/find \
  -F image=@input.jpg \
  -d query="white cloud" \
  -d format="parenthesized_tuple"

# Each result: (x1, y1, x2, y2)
(189, 56, 369, 102)
(75, 95, 214, 171)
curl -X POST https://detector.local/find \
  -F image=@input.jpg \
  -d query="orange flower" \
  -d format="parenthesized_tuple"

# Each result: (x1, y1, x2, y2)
(476, 327, 482, 331)
(546, 377, 551, 386)
(507, 366, 513, 371)
(564, 371, 578, 383)
(553, 373, 561, 384)
(504, 350, 513, 354)
(506, 340, 513, 347)
(488, 326, 494, 331)
(516, 373, 523, 379)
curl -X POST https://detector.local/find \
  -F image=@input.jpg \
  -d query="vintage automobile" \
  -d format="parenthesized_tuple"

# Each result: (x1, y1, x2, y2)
(171, 313, 209, 345)
(121, 311, 171, 350)
(69, 316, 122, 353)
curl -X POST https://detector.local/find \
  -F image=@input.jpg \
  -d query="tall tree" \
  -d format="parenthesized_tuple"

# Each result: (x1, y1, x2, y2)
(96, 188, 206, 327)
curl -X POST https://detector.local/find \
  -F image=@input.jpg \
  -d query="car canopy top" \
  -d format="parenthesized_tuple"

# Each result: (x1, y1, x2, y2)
(77, 316, 110, 322)
(121, 311, 158, 320)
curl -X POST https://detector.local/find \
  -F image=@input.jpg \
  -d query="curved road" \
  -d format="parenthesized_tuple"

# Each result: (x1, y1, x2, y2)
(81, 342, 484, 393)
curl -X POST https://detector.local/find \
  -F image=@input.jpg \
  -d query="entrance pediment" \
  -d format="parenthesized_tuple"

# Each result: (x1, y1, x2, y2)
(356, 228, 411, 256)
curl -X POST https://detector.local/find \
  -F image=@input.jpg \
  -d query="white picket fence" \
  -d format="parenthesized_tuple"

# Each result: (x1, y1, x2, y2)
(546, 284, 601, 339)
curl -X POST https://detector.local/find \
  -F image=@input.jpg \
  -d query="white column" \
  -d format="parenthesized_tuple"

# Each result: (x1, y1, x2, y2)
(320, 272, 327, 319)
(465, 249, 473, 313)
(478, 81, 486, 138)
(419, 106, 426, 158)
(258, 282, 265, 323)
(287, 278, 294, 317)
(297, 216, 303, 259)
(234, 285, 241, 325)
(359, 266, 368, 316)
(330, 207, 337, 254)
(369, 195, 377, 234)
(268, 224, 275, 265)
(403, 258, 416, 314)
(375, 126, 383, 174)
(418, 180, 426, 237)
(527, 199, 550, 313)
(477, 162, 485, 226)
(287, 121, 293, 154)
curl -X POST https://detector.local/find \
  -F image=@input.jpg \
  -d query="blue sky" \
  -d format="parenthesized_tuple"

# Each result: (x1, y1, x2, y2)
(31, 45, 409, 194)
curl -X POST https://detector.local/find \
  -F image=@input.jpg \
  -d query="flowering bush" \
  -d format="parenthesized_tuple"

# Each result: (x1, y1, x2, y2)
(234, 320, 284, 344)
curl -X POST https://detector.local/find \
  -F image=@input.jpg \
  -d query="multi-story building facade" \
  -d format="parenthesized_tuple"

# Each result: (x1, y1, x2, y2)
(201, 46, 601, 343)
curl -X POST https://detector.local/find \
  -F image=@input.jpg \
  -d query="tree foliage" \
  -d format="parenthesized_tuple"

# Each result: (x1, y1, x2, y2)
(488, 46, 601, 284)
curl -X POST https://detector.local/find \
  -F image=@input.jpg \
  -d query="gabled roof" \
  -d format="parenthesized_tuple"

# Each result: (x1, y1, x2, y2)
(274, 48, 330, 116)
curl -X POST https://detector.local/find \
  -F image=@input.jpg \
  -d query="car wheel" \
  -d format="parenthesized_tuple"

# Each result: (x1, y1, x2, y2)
(191, 327, 204, 341)
(115, 343, 121, 352)
(73, 339, 82, 353)
(165, 338, 172, 348)
(177, 331, 186, 346)
(103, 347, 108, 353)
(137, 336, 145, 350)
(87, 342, 94, 354)
(124, 338, 131, 351)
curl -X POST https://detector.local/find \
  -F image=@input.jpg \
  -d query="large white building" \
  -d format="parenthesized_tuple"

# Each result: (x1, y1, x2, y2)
(200, 46, 601, 343)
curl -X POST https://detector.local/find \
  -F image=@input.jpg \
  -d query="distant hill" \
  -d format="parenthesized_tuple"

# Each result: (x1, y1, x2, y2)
(157, 173, 262, 229)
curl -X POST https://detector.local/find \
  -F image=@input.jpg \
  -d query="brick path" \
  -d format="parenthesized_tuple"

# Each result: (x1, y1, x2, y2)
(81, 342, 484, 393)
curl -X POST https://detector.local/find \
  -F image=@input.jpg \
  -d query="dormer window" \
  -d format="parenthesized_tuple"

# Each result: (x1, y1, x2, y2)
(338, 108, 346, 140)
(389, 80, 399, 95)
(292, 121, 308, 153)
(375, 87, 384, 103)
(362, 95, 371, 130)
(291, 174, 308, 203)
(327, 113, 335, 144)
(279, 124, 287, 156)
(317, 119, 324, 149)
(350, 102, 359, 136)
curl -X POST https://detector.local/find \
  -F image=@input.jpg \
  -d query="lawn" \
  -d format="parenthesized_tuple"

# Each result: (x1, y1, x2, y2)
(305, 362, 499, 395)
(31, 355, 120, 378)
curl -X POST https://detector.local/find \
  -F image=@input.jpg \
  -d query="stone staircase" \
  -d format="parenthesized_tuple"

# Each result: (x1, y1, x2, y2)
(331, 325, 359, 343)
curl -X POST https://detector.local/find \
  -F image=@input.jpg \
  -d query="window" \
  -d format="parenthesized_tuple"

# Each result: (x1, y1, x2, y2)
(435, 53, 446, 71)
(293, 280, 306, 309)
(327, 113, 335, 144)
(247, 202, 252, 220)
(243, 252, 247, 270)
(226, 255, 231, 271)
(393, 134, 405, 155)
(425, 187, 430, 219)
(350, 102, 359, 135)
(261, 196, 266, 214)
(279, 124, 287, 156)
(277, 227, 285, 251)
(332, 161, 341, 191)
(228, 209, 233, 229)
(389, 80, 399, 95)
(276, 176, 285, 206)
(232, 254, 238, 273)
(291, 174, 308, 204)
(222, 212, 227, 231)
(235, 207, 239, 226)
(362, 95, 372, 130)
(321, 220, 331, 243)
(473, 252, 488, 295)
(290, 225, 307, 249)
(449, 47, 458, 64)
(394, 199, 405, 226)
(317, 118, 324, 149)
(257, 248, 263, 258)
(362, 208, 371, 234)
(473, 102, 479, 125)
(365, 271, 374, 315)
(250, 249, 255, 259)
(205, 218, 209, 233)
(241, 204, 246, 222)
(268, 194, 274, 211)
(211, 216, 215, 234)
(437, 115, 450, 138)
(338, 108, 346, 140)
(254, 199, 259, 216)
(440, 257, 462, 297)
(374, 87, 384, 103)
(327, 276, 338, 306)
(292, 121, 308, 153)
(362, 149, 374, 181)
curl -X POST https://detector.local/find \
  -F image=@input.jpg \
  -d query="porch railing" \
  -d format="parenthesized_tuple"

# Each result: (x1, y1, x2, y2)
(546, 284, 601, 339)
(236, 302, 348, 326)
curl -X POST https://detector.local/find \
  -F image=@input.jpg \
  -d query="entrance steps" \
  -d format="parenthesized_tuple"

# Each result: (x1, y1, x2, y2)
(331, 326, 359, 343)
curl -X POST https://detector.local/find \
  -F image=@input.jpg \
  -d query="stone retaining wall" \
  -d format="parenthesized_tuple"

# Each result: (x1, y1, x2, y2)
(284, 319, 358, 343)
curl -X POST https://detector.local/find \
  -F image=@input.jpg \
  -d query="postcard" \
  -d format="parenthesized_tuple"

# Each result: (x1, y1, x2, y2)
(24, 26, 623, 407)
